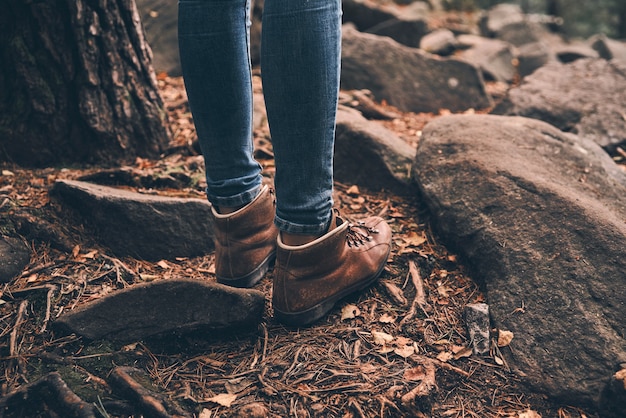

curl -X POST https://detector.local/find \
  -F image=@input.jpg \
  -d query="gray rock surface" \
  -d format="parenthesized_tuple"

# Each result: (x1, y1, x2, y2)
(590, 34, 626, 62)
(420, 28, 457, 56)
(52, 180, 214, 260)
(55, 279, 265, 343)
(493, 58, 626, 151)
(463, 303, 490, 355)
(0, 236, 30, 283)
(457, 35, 516, 82)
(414, 113, 626, 412)
(335, 106, 416, 194)
(341, 25, 492, 113)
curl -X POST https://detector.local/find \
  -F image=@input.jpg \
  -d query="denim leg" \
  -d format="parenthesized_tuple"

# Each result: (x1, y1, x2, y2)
(178, 0, 262, 208)
(262, 0, 342, 235)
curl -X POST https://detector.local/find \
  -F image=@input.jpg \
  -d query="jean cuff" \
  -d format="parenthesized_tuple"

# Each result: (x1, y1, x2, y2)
(206, 184, 261, 208)
(274, 211, 332, 236)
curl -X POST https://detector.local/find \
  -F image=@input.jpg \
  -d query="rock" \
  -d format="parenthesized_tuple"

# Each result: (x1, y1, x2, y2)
(414, 113, 626, 413)
(590, 33, 626, 62)
(366, 2, 430, 49)
(463, 303, 490, 355)
(342, 0, 397, 32)
(515, 41, 552, 77)
(55, 279, 265, 343)
(555, 43, 599, 63)
(135, 0, 181, 76)
(334, 106, 415, 194)
(52, 180, 214, 260)
(0, 236, 30, 283)
(479, 3, 525, 37)
(494, 20, 540, 47)
(493, 58, 626, 152)
(341, 25, 492, 113)
(457, 35, 516, 82)
(420, 29, 457, 56)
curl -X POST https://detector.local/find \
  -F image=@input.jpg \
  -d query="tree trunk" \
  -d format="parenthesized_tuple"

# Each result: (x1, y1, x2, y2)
(0, 0, 170, 167)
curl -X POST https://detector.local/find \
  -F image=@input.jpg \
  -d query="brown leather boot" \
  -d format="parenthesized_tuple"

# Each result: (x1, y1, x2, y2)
(211, 185, 278, 287)
(272, 211, 392, 326)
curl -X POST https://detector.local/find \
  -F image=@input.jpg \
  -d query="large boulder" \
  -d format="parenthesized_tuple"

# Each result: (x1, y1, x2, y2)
(341, 25, 492, 113)
(52, 180, 214, 260)
(414, 114, 626, 415)
(493, 58, 626, 152)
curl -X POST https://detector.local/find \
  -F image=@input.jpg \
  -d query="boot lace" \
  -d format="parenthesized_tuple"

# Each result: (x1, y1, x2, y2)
(346, 220, 379, 247)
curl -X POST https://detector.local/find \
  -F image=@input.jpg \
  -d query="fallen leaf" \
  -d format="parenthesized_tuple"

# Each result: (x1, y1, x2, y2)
(494, 356, 504, 366)
(394, 336, 414, 346)
(518, 409, 542, 418)
(403, 231, 427, 247)
(498, 330, 514, 347)
(615, 368, 626, 390)
(372, 331, 394, 345)
(341, 304, 361, 320)
(436, 351, 453, 363)
(452, 346, 473, 360)
(378, 313, 396, 323)
(346, 185, 360, 195)
(2, 170, 14, 176)
(403, 365, 428, 381)
(157, 260, 170, 269)
(139, 274, 159, 281)
(199, 408, 212, 418)
(72, 245, 80, 258)
(206, 393, 237, 407)
(394, 345, 415, 358)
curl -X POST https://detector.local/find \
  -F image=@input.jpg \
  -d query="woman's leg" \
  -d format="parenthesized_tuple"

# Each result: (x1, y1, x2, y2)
(261, 0, 342, 237)
(178, 0, 262, 209)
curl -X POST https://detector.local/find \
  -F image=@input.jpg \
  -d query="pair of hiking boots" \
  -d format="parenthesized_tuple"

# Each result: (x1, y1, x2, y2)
(210, 185, 391, 326)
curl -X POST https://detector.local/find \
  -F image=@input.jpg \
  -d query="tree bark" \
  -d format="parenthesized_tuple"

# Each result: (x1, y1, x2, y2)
(0, 0, 170, 167)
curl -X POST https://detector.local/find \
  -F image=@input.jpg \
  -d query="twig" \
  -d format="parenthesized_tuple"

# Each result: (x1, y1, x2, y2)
(9, 300, 28, 357)
(41, 285, 57, 333)
(399, 260, 429, 328)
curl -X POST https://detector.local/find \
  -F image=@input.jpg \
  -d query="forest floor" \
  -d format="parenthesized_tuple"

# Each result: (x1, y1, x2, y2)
(0, 74, 613, 418)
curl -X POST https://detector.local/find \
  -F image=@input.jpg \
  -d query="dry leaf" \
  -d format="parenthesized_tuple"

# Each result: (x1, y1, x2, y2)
(403, 231, 427, 247)
(139, 274, 159, 281)
(436, 351, 453, 363)
(372, 331, 394, 345)
(615, 368, 626, 390)
(498, 330, 514, 347)
(72, 245, 80, 258)
(404, 365, 428, 381)
(157, 260, 170, 269)
(494, 356, 504, 366)
(394, 345, 415, 358)
(206, 393, 237, 407)
(394, 336, 414, 346)
(518, 409, 542, 418)
(83, 250, 98, 259)
(199, 408, 212, 418)
(341, 304, 361, 320)
(379, 313, 396, 323)
(452, 346, 473, 360)
(346, 185, 360, 195)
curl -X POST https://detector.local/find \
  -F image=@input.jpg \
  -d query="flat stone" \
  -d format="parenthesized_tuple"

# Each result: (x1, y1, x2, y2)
(54, 279, 265, 343)
(52, 180, 214, 261)
(0, 236, 30, 283)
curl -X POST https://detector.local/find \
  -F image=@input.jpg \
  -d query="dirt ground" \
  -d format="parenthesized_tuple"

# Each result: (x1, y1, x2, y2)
(0, 74, 613, 417)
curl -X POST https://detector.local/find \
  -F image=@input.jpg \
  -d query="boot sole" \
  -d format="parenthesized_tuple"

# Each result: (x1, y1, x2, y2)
(274, 246, 391, 326)
(217, 251, 275, 288)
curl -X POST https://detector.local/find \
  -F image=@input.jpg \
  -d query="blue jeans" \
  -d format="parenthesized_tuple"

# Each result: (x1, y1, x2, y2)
(178, 0, 342, 235)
